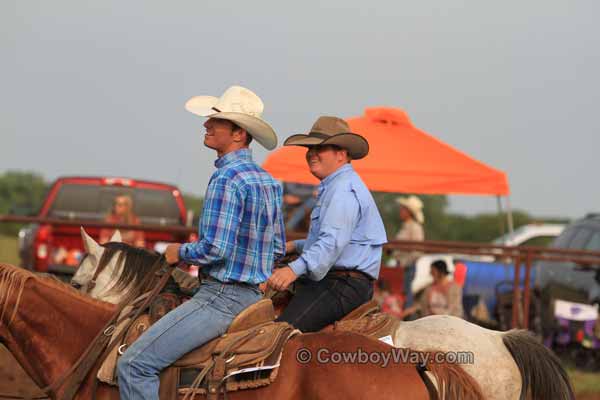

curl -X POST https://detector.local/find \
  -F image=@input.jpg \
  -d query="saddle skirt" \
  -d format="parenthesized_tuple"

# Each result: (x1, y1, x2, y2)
(323, 299, 400, 339)
(174, 321, 299, 399)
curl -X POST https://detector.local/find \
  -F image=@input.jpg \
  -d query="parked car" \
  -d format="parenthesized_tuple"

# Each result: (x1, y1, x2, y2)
(491, 223, 566, 248)
(410, 223, 566, 295)
(18, 176, 190, 276)
(534, 215, 600, 369)
(536, 215, 600, 301)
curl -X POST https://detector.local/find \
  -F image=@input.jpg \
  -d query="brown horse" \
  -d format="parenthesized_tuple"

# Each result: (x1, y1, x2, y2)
(0, 262, 484, 400)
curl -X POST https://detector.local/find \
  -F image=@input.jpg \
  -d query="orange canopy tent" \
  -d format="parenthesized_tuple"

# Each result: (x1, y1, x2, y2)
(263, 107, 509, 196)
(264, 107, 512, 293)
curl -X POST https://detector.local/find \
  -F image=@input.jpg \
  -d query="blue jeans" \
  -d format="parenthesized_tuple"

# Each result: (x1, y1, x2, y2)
(117, 280, 262, 400)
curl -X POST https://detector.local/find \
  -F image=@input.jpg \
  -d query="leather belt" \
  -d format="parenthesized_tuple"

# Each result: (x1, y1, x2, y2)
(201, 273, 259, 289)
(328, 268, 375, 281)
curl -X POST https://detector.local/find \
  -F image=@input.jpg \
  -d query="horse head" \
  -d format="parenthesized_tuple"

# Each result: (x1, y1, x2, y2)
(72, 228, 161, 304)
(71, 228, 122, 299)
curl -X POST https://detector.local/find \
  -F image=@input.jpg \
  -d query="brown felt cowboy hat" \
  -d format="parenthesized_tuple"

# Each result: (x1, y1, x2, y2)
(283, 116, 369, 159)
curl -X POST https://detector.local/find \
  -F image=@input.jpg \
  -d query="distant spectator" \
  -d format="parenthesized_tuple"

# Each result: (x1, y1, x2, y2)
(401, 260, 464, 319)
(99, 195, 145, 247)
(393, 195, 425, 307)
(375, 279, 404, 319)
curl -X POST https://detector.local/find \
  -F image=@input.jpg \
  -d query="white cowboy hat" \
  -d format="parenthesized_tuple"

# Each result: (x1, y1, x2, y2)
(184, 85, 277, 150)
(396, 195, 424, 224)
(284, 116, 369, 159)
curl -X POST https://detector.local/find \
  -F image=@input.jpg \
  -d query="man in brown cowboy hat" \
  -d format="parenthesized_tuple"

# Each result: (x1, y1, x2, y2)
(267, 116, 387, 332)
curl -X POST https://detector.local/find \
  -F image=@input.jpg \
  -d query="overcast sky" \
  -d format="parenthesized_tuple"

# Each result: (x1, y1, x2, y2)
(1, 1, 598, 218)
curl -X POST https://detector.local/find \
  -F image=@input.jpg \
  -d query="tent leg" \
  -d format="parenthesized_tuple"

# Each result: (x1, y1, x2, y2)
(496, 196, 506, 239)
(505, 196, 515, 234)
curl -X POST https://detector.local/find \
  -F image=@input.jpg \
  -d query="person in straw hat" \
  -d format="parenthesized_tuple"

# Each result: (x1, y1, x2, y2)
(267, 116, 387, 332)
(117, 85, 285, 400)
(393, 195, 425, 309)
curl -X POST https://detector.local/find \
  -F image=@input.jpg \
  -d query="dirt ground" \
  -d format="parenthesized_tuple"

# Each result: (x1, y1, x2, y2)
(1, 344, 599, 399)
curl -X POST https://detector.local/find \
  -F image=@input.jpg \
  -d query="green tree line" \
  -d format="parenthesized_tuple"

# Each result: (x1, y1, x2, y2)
(0, 171, 48, 235)
(0, 171, 568, 241)
(373, 192, 568, 243)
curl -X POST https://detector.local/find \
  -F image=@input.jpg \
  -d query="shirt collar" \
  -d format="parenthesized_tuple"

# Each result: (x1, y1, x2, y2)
(318, 163, 353, 192)
(215, 148, 253, 169)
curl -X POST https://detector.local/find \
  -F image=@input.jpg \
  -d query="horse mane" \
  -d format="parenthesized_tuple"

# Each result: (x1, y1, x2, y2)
(98, 242, 164, 300)
(0, 263, 117, 328)
(0, 263, 36, 327)
(38, 272, 82, 291)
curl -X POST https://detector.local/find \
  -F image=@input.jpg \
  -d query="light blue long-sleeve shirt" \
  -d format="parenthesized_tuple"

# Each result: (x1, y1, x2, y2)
(289, 164, 387, 281)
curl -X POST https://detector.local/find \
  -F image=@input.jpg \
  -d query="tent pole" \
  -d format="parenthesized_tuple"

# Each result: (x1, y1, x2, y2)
(505, 195, 515, 234)
(496, 195, 506, 240)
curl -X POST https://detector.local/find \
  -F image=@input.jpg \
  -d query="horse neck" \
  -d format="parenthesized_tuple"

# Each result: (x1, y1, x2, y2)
(1, 275, 116, 389)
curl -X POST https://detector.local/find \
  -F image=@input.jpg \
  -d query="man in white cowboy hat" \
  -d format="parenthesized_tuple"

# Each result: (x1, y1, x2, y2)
(117, 85, 285, 400)
(267, 116, 387, 332)
(393, 195, 425, 309)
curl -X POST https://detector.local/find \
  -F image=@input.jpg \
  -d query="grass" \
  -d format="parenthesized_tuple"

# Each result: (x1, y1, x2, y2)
(569, 368, 600, 396)
(0, 235, 19, 265)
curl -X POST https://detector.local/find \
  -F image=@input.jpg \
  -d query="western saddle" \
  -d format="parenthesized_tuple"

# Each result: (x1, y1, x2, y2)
(101, 298, 397, 400)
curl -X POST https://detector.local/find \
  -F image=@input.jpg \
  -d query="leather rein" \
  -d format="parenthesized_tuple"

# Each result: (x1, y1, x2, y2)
(0, 256, 174, 400)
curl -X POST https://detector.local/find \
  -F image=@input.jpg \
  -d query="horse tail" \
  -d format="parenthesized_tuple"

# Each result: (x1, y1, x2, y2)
(502, 329, 574, 400)
(424, 357, 485, 400)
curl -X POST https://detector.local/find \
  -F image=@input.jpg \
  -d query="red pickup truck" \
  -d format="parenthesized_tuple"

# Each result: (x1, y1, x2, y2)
(18, 176, 191, 276)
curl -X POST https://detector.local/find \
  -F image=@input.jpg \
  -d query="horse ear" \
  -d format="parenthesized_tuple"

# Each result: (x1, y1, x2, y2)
(109, 230, 122, 243)
(81, 227, 102, 256)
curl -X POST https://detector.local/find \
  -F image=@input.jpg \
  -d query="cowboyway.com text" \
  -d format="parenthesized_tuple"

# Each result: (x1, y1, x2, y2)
(295, 347, 474, 368)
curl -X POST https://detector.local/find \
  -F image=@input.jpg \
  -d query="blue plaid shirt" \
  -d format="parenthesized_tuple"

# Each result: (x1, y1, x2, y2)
(179, 149, 285, 284)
